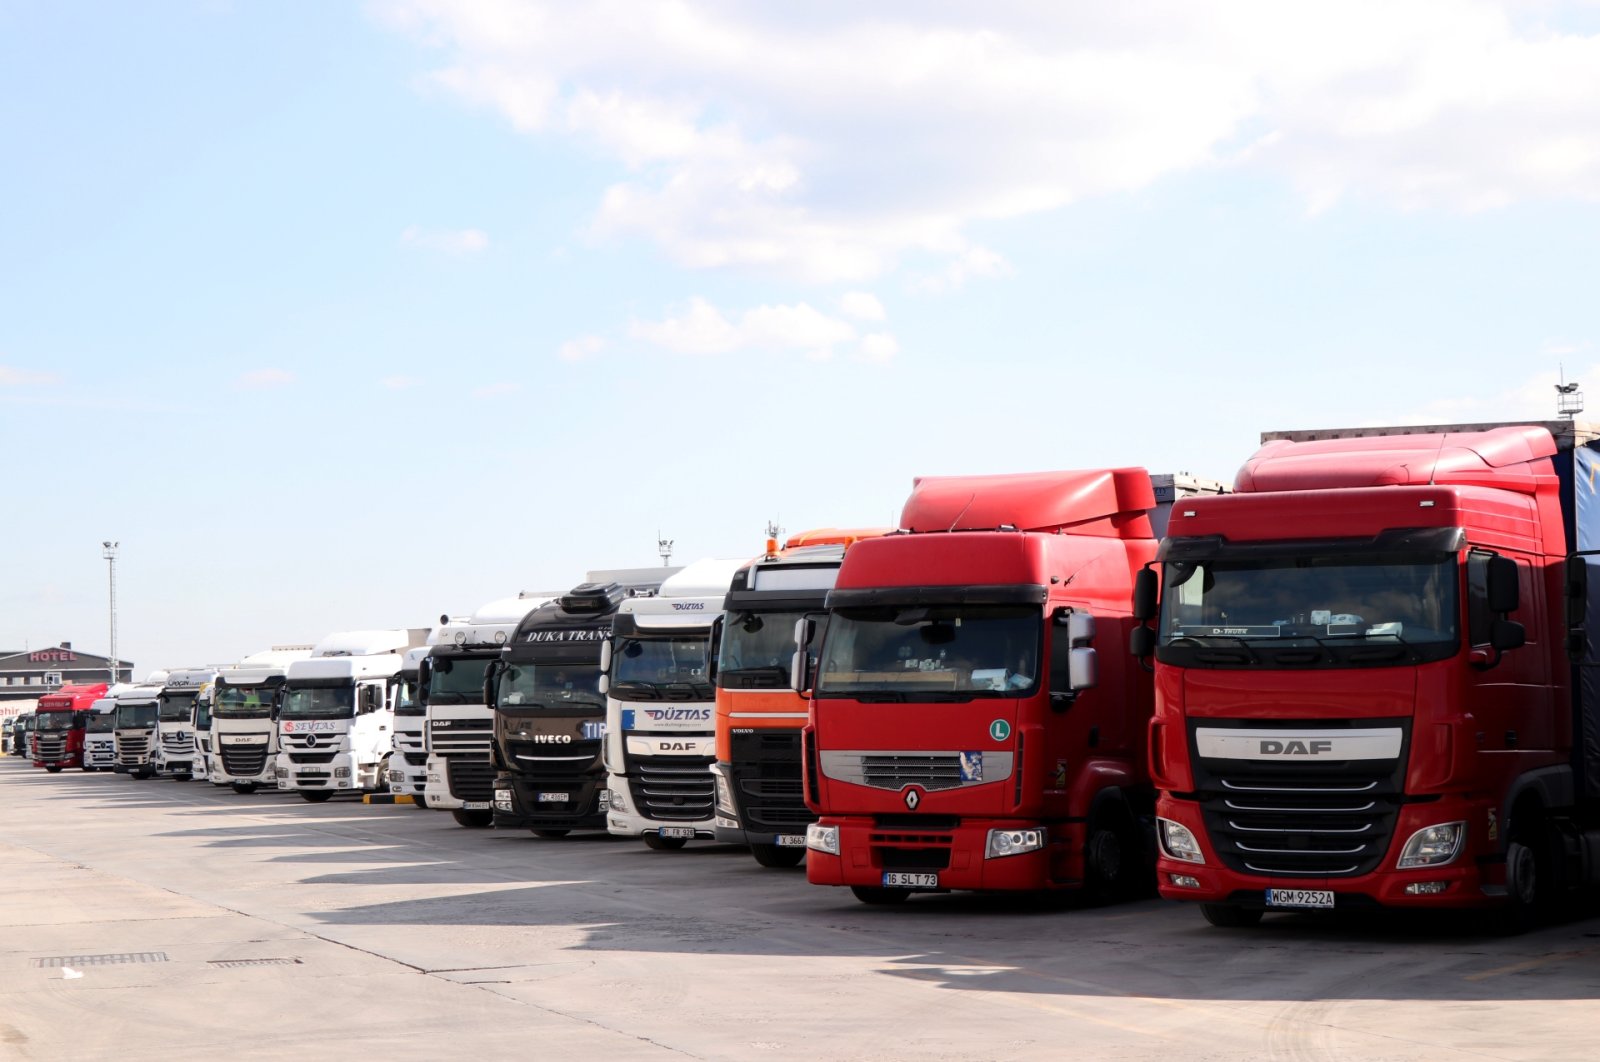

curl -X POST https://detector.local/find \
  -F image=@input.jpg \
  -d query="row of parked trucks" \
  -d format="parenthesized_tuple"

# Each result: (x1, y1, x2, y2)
(15, 418, 1600, 929)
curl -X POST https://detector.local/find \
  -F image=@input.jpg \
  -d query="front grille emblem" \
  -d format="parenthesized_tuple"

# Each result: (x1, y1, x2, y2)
(904, 788, 921, 811)
(304, 734, 318, 748)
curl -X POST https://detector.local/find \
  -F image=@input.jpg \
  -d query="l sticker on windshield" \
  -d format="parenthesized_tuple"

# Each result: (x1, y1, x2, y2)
(989, 719, 1011, 742)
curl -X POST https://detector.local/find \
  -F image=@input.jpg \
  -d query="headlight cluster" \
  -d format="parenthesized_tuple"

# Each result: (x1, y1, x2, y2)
(805, 823, 839, 855)
(1158, 818, 1205, 864)
(608, 789, 628, 813)
(985, 828, 1045, 859)
(712, 767, 737, 817)
(1397, 822, 1465, 869)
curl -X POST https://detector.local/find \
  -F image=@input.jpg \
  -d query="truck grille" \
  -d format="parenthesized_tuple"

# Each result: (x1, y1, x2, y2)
(504, 739, 602, 778)
(630, 756, 716, 821)
(430, 719, 492, 757)
(161, 733, 194, 756)
(1190, 721, 1408, 878)
(394, 727, 426, 757)
(36, 736, 67, 760)
(446, 758, 495, 803)
(729, 730, 812, 830)
(118, 735, 150, 764)
(221, 747, 270, 777)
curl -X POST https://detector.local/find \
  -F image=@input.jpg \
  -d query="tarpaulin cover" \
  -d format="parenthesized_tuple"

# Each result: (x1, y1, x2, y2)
(1572, 445, 1600, 798)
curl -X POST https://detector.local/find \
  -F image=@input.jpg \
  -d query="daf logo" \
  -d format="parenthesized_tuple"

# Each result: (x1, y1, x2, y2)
(532, 734, 573, 744)
(1259, 739, 1334, 756)
(304, 734, 318, 748)
(904, 788, 922, 811)
(659, 741, 695, 752)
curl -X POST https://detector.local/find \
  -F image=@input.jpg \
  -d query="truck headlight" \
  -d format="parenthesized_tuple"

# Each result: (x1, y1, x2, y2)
(598, 788, 611, 811)
(1158, 818, 1205, 865)
(985, 827, 1046, 859)
(608, 788, 627, 813)
(274, 767, 288, 779)
(712, 766, 736, 817)
(805, 823, 839, 856)
(335, 767, 351, 779)
(1397, 822, 1465, 869)
(494, 789, 513, 812)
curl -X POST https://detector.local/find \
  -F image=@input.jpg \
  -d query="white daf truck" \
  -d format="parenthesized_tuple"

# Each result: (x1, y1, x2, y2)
(603, 558, 746, 849)
(113, 675, 168, 779)
(388, 641, 435, 808)
(275, 629, 428, 802)
(423, 594, 555, 828)
(211, 646, 314, 794)
(156, 667, 220, 780)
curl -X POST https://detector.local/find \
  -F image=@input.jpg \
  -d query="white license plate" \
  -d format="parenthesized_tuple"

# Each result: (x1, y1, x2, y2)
(1266, 888, 1334, 909)
(883, 871, 938, 889)
(299, 769, 329, 777)
(776, 834, 806, 848)
(536, 792, 570, 803)
(463, 801, 491, 810)
(659, 827, 696, 839)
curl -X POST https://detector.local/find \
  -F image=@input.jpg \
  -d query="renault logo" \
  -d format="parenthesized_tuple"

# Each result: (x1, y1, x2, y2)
(904, 788, 921, 811)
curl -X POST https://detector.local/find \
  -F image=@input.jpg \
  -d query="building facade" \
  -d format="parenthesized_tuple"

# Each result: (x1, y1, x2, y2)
(0, 643, 132, 706)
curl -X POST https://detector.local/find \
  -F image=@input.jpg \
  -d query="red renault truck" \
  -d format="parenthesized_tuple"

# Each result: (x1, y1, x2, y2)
(803, 469, 1218, 903)
(1137, 422, 1600, 929)
(32, 683, 111, 772)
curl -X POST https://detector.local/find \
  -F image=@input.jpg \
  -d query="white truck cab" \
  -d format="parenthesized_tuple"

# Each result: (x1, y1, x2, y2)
(604, 558, 746, 849)
(157, 668, 220, 780)
(423, 594, 555, 828)
(113, 675, 168, 779)
(212, 646, 314, 794)
(275, 629, 428, 802)
(388, 642, 435, 806)
(84, 685, 131, 771)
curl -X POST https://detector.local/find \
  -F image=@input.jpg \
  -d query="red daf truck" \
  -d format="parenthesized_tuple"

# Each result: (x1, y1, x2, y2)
(1137, 422, 1600, 929)
(32, 682, 112, 772)
(803, 469, 1218, 903)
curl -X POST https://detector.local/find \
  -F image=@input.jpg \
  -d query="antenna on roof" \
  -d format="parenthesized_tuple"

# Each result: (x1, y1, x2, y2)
(1427, 433, 1448, 487)
(1557, 364, 1584, 420)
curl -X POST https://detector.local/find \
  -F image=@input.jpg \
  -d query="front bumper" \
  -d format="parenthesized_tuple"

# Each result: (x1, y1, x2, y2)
(493, 771, 608, 830)
(276, 751, 370, 792)
(805, 816, 1077, 893)
(1154, 794, 1498, 910)
(605, 775, 716, 839)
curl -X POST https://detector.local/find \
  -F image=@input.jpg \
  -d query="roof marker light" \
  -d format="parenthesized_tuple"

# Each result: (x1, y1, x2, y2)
(1420, 500, 1435, 507)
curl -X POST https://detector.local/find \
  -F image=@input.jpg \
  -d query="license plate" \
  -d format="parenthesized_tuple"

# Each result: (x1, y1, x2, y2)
(776, 834, 806, 848)
(659, 827, 696, 840)
(1266, 888, 1334, 909)
(883, 871, 938, 889)
(536, 792, 569, 803)
(463, 800, 491, 810)
(299, 769, 329, 777)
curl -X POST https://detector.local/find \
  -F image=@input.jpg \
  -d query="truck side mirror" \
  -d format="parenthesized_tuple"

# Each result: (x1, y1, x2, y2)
(483, 660, 503, 708)
(416, 658, 433, 709)
(790, 616, 817, 692)
(1487, 555, 1520, 614)
(707, 615, 724, 684)
(1491, 619, 1526, 652)
(597, 640, 613, 696)
(1566, 557, 1588, 629)
(1130, 626, 1156, 659)
(1132, 567, 1158, 621)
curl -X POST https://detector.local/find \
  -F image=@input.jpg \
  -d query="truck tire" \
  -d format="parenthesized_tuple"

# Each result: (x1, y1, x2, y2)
(451, 808, 493, 828)
(850, 886, 911, 905)
(532, 829, 570, 839)
(411, 794, 431, 810)
(1200, 903, 1263, 928)
(46, 765, 61, 774)
(1500, 812, 1559, 933)
(133, 767, 154, 780)
(232, 781, 257, 795)
(644, 834, 688, 850)
(298, 790, 334, 803)
(750, 843, 805, 868)
(172, 773, 192, 782)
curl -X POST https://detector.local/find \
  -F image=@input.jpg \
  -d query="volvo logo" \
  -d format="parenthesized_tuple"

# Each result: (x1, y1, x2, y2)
(1259, 739, 1334, 756)
(904, 788, 922, 811)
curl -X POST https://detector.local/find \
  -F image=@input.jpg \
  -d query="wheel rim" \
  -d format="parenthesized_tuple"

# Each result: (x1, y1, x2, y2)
(1509, 843, 1537, 906)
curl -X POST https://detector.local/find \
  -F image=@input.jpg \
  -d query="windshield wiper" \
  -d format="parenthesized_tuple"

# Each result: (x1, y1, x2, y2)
(851, 691, 908, 702)
(721, 666, 788, 678)
(611, 681, 663, 700)
(1168, 634, 1261, 665)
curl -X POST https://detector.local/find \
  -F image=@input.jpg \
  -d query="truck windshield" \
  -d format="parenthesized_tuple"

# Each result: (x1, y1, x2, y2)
(116, 703, 157, 728)
(427, 656, 493, 705)
(815, 605, 1041, 699)
(159, 692, 197, 723)
(34, 711, 79, 731)
(718, 610, 810, 690)
(194, 698, 212, 729)
(88, 713, 116, 733)
(280, 685, 355, 720)
(611, 638, 712, 701)
(395, 674, 422, 717)
(1157, 552, 1459, 667)
(214, 685, 275, 718)
(497, 663, 605, 710)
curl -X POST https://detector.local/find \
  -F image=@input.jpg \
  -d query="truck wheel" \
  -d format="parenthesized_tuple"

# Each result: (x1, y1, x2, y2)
(232, 782, 257, 795)
(750, 843, 805, 868)
(644, 834, 688, 850)
(46, 765, 62, 774)
(173, 773, 192, 782)
(1200, 904, 1263, 928)
(451, 808, 493, 828)
(298, 790, 334, 803)
(133, 767, 154, 780)
(850, 886, 911, 905)
(411, 794, 431, 810)
(532, 829, 570, 839)
(1500, 814, 1559, 933)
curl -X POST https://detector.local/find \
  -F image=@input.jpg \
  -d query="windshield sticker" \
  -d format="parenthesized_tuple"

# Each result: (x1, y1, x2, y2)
(989, 719, 1011, 741)
(958, 752, 983, 783)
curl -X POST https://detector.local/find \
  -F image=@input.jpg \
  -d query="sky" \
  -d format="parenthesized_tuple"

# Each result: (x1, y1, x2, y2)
(3, 0, 1600, 678)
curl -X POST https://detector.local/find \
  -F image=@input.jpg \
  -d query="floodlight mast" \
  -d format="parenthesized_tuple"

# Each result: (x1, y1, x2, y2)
(657, 532, 674, 567)
(1556, 365, 1584, 420)
(102, 541, 119, 683)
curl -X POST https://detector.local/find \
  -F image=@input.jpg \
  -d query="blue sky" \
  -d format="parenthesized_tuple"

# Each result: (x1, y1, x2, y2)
(4, 0, 1599, 677)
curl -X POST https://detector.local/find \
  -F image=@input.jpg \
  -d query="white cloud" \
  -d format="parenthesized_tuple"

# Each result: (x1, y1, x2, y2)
(401, 225, 490, 254)
(378, 2, 1600, 283)
(629, 296, 871, 360)
(558, 335, 606, 362)
(473, 381, 521, 398)
(839, 292, 885, 321)
(236, 368, 295, 390)
(858, 333, 900, 364)
(0, 365, 60, 387)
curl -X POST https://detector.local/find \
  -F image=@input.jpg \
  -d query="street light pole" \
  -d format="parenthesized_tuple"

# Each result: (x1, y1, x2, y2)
(102, 541, 119, 683)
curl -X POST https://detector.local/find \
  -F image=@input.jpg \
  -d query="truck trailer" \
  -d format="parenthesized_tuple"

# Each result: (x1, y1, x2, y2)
(1139, 421, 1600, 929)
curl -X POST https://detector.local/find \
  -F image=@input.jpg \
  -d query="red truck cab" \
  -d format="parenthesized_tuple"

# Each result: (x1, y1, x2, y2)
(803, 468, 1198, 904)
(1140, 423, 1600, 929)
(32, 683, 111, 772)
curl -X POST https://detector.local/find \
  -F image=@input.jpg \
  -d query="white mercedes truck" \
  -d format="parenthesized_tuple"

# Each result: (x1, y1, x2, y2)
(84, 686, 129, 770)
(113, 676, 168, 779)
(423, 594, 555, 828)
(212, 646, 314, 794)
(604, 558, 746, 849)
(388, 642, 434, 807)
(275, 629, 428, 802)
(156, 668, 219, 780)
